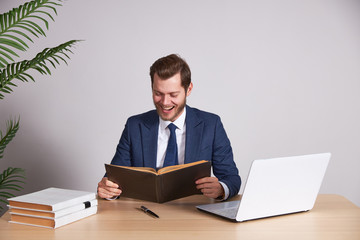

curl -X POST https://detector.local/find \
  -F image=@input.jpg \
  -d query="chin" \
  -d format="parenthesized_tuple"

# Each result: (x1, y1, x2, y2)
(159, 111, 178, 122)
(159, 113, 176, 122)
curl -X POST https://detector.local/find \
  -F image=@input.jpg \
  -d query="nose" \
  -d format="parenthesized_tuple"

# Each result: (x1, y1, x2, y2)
(161, 94, 171, 105)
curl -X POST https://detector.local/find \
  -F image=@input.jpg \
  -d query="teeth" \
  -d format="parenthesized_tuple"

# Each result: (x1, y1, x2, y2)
(162, 106, 174, 110)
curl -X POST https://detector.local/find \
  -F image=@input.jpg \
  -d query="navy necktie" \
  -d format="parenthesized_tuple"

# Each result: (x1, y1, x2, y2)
(163, 123, 178, 167)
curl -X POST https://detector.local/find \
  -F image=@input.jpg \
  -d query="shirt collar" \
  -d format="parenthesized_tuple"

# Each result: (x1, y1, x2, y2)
(159, 107, 186, 130)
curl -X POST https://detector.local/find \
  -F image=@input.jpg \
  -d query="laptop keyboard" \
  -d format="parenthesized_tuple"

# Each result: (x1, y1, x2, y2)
(197, 200, 241, 219)
(212, 207, 238, 219)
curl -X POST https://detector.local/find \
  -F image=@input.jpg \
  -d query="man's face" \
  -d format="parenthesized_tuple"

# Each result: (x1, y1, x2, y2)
(152, 72, 192, 122)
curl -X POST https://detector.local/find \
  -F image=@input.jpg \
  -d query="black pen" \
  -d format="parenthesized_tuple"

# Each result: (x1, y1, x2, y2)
(140, 205, 159, 218)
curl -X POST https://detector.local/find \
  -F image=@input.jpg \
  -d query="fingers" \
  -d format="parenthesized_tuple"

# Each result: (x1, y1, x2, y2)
(195, 177, 224, 199)
(97, 177, 122, 199)
(195, 177, 217, 185)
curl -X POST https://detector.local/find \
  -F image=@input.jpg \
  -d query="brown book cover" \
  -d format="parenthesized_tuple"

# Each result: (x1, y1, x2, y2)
(105, 160, 211, 203)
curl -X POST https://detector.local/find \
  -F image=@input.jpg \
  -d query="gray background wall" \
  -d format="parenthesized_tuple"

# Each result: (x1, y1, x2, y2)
(1, 0, 359, 211)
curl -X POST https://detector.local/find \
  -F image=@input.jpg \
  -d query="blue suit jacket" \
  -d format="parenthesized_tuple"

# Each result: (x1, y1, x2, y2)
(110, 105, 241, 198)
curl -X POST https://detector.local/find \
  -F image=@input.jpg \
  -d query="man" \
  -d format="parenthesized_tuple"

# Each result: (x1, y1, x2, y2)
(97, 54, 241, 200)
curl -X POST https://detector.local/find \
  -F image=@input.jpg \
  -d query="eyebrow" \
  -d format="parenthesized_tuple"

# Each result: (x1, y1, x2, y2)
(153, 89, 180, 95)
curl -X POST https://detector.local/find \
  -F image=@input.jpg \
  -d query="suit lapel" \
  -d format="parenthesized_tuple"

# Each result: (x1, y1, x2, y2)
(141, 111, 159, 169)
(184, 106, 203, 163)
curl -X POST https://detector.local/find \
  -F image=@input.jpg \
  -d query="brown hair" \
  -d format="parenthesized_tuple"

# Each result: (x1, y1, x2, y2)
(150, 54, 191, 92)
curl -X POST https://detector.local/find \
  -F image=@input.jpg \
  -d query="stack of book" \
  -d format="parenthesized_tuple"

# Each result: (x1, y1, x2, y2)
(7, 187, 98, 229)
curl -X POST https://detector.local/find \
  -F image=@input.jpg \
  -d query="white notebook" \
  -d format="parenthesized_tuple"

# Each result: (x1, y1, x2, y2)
(9, 205, 98, 228)
(8, 187, 96, 211)
(9, 199, 98, 218)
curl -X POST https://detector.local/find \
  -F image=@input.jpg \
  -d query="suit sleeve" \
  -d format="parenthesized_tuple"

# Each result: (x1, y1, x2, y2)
(110, 120, 132, 167)
(211, 117, 241, 199)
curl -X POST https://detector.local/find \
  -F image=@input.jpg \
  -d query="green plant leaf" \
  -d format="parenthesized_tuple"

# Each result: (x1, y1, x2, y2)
(0, 56, 9, 69)
(0, 118, 20, 159)
(2, 34, 29, 48)
(28, 15, 50, 30)
(0, 0, 64, 63)
(0, 38, 26, 51)
(0, 192, 14, 198)
(0, 40, 81, 99)
(0, 167, 25, 211)
(7, 30, 34, 43)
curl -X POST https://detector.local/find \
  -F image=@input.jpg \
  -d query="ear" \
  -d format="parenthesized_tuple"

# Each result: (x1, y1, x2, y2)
(186, 82, 193, 97)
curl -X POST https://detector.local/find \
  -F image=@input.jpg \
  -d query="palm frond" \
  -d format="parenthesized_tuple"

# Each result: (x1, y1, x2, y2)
(0, 118, 20, 159)
(0, 167, 25, 210)
(0, 0, 63, 68)
(0, 39, 80, 99)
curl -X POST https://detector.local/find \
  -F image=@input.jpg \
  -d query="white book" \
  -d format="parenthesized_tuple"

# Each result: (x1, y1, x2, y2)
(8, 187, 96, 211)
(9, 205, 98, 228)
(9, 199, 98, 218)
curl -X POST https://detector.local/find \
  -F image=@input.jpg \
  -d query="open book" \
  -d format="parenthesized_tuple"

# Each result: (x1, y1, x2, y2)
(105, 160, 211, 203)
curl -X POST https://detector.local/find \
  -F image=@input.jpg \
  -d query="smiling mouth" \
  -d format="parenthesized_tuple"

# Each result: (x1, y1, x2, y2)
(161, 105, 175, 111)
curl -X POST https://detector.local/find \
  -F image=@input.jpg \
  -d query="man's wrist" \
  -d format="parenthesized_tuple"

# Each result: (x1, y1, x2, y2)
(217, 181, 230, 200)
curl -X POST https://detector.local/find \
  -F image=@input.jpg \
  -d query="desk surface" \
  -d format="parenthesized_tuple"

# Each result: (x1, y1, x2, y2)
(0, 194, 359, 240)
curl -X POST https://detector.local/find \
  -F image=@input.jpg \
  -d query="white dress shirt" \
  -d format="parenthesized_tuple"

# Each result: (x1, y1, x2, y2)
(156, 108, 186, 168)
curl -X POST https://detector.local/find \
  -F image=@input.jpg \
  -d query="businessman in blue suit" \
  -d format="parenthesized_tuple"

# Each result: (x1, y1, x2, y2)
(98, 54, 241, 200)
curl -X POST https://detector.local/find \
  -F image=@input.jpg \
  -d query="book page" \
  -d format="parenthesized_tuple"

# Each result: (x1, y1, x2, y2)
(157, 160, 209, 175)
(107, 160, 208, 175)
(111, 165, 157, 174)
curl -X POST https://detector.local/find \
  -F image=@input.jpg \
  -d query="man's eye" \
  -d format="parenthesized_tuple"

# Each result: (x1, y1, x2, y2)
(170, 94, 178, 98)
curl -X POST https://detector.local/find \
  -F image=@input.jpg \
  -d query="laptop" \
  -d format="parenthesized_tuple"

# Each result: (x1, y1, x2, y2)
(196, 153, 331, 222)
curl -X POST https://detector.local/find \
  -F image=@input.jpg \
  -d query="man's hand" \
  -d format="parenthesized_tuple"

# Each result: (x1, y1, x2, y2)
(97, 177, 122, 199)
(195, 177, 225, 199)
